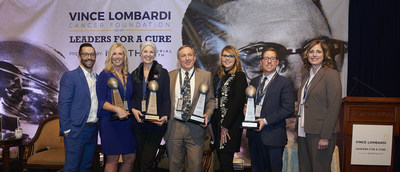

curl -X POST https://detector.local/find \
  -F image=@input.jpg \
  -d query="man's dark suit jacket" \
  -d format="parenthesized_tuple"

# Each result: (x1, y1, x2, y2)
(246, 73, 295, 146)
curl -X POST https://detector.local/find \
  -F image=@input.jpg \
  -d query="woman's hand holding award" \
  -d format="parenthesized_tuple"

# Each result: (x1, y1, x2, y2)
(107, 77, 129, 120)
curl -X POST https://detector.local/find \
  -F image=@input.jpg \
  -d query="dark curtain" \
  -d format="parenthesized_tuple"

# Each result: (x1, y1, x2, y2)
(349, 0, 400, 171)
(348, 0, 400, 97)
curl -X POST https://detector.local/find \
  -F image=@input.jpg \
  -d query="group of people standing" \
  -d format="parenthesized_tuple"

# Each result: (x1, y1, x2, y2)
(58, 37, 341, 172)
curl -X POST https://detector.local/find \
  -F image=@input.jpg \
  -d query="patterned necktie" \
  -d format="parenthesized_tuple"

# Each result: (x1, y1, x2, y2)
(256, 77, 267, 105)
(182, 71, 191, 121)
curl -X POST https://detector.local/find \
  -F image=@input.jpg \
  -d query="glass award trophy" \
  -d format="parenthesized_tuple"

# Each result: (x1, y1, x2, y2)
(241, 85, 259, 129)
(188, 83, 208, 125)
(107, 77, 127, 120)
(144, 80, 159, 121)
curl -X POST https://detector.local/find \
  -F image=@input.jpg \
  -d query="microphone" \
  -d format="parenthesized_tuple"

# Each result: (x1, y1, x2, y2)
(349, 77, 385, 97)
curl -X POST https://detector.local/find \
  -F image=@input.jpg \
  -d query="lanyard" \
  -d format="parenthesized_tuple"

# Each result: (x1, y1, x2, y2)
(302, 67, 321, 103)
(179, 69, 195, 95)
(257, 72, 277, 104)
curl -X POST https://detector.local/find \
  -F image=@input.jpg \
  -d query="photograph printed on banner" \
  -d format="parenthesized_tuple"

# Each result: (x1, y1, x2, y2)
(181, 0, 348, 166)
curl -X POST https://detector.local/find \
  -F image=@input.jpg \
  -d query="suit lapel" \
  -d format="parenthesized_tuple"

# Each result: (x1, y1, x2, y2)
(77, 67, 91, 98)
(263, 74, 278, 103)
(253, 75, 261, 88)
(305, 67, 326, 101)
(169, 70, 178, 111)
(192, 68, 200, 110)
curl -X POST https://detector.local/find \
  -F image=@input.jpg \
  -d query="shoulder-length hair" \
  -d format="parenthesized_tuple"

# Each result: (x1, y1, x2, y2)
(104, 43, 129, 76)
(301, 39, 334, 71)
(217, 45, 243, 78)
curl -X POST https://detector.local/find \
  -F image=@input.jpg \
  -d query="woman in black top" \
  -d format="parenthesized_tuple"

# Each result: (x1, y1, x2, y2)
(130, 41, 171, 172)
(211, 45, 247, 172)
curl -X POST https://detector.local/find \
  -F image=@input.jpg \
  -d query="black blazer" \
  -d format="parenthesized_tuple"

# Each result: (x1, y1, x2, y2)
(211, 71, 247, 152)
(246, 73, 295, 146)
(130, 61, 171, 133)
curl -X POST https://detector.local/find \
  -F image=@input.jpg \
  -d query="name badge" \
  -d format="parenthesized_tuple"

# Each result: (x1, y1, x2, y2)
(123, 100, 129, 110)
(174, 110, 183, 120)
(255, 105, 262, 118)
(176, 98, 183, 111)
(141, 100, 146, 112)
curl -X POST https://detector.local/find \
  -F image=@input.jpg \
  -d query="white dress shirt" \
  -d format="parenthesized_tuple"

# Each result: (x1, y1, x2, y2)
(80, 65, 98, 123)
(173, 67, 195, 120)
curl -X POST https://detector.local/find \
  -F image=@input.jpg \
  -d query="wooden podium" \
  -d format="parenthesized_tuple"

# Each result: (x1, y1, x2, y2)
(337, 97, 400, 172)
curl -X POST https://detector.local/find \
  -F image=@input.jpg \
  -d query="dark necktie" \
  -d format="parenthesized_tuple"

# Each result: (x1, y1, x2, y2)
(256, 77, 268, 105)
(182, 71, 191, 121)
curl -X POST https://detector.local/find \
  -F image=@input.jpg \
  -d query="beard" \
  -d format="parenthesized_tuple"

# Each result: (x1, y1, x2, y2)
(81, 59, 95, 69)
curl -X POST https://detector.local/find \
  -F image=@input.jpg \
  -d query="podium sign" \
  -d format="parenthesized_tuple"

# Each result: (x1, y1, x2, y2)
(351, 124, 393, 166)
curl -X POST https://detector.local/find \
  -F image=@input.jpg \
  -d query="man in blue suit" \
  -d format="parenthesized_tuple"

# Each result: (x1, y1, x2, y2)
(246, 47, 295, 172)
(58, 43, 99, 172)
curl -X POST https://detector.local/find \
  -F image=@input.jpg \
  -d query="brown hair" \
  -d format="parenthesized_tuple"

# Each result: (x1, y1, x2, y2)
(217, 45, 243, 78)
(301, 39, 334, 71)
(176, 45, 195, 58)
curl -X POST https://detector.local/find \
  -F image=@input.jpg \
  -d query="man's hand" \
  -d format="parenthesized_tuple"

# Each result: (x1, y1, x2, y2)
(255, 118, 266, 132)
(200, 114, 209, 128)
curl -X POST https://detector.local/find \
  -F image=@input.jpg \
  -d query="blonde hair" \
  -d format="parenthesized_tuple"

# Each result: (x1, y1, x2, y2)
(104, 43, 129, 76)
(217, 45, 243, 78)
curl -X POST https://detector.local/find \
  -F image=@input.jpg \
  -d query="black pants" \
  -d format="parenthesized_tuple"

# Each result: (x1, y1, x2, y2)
(217, 151, 234, 172)
(134, 131, 164, 172)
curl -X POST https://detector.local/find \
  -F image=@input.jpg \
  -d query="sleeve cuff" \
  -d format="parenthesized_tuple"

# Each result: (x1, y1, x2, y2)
(264, 118, 268, 126)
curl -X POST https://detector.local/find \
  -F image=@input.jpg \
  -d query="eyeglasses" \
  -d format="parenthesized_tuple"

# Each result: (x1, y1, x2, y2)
(262, 57, 277, 61)
(80, 53, 96, 58)
(222, 54, 235, 59)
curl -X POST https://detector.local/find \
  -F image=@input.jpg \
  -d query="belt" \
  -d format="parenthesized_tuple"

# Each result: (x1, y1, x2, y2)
(86, 122, 98, 126)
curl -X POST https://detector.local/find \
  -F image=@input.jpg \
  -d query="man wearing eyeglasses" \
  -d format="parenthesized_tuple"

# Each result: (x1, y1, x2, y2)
(58, 43, 99, 172)
(245, 48, 295, 172)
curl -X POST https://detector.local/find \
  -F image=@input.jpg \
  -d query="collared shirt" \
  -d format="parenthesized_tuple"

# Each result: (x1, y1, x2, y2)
(258, 71, 277, 126)
(80, 65, 98, 123)
(258, 71, 276, 105)
(174, 67, 195, 119)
